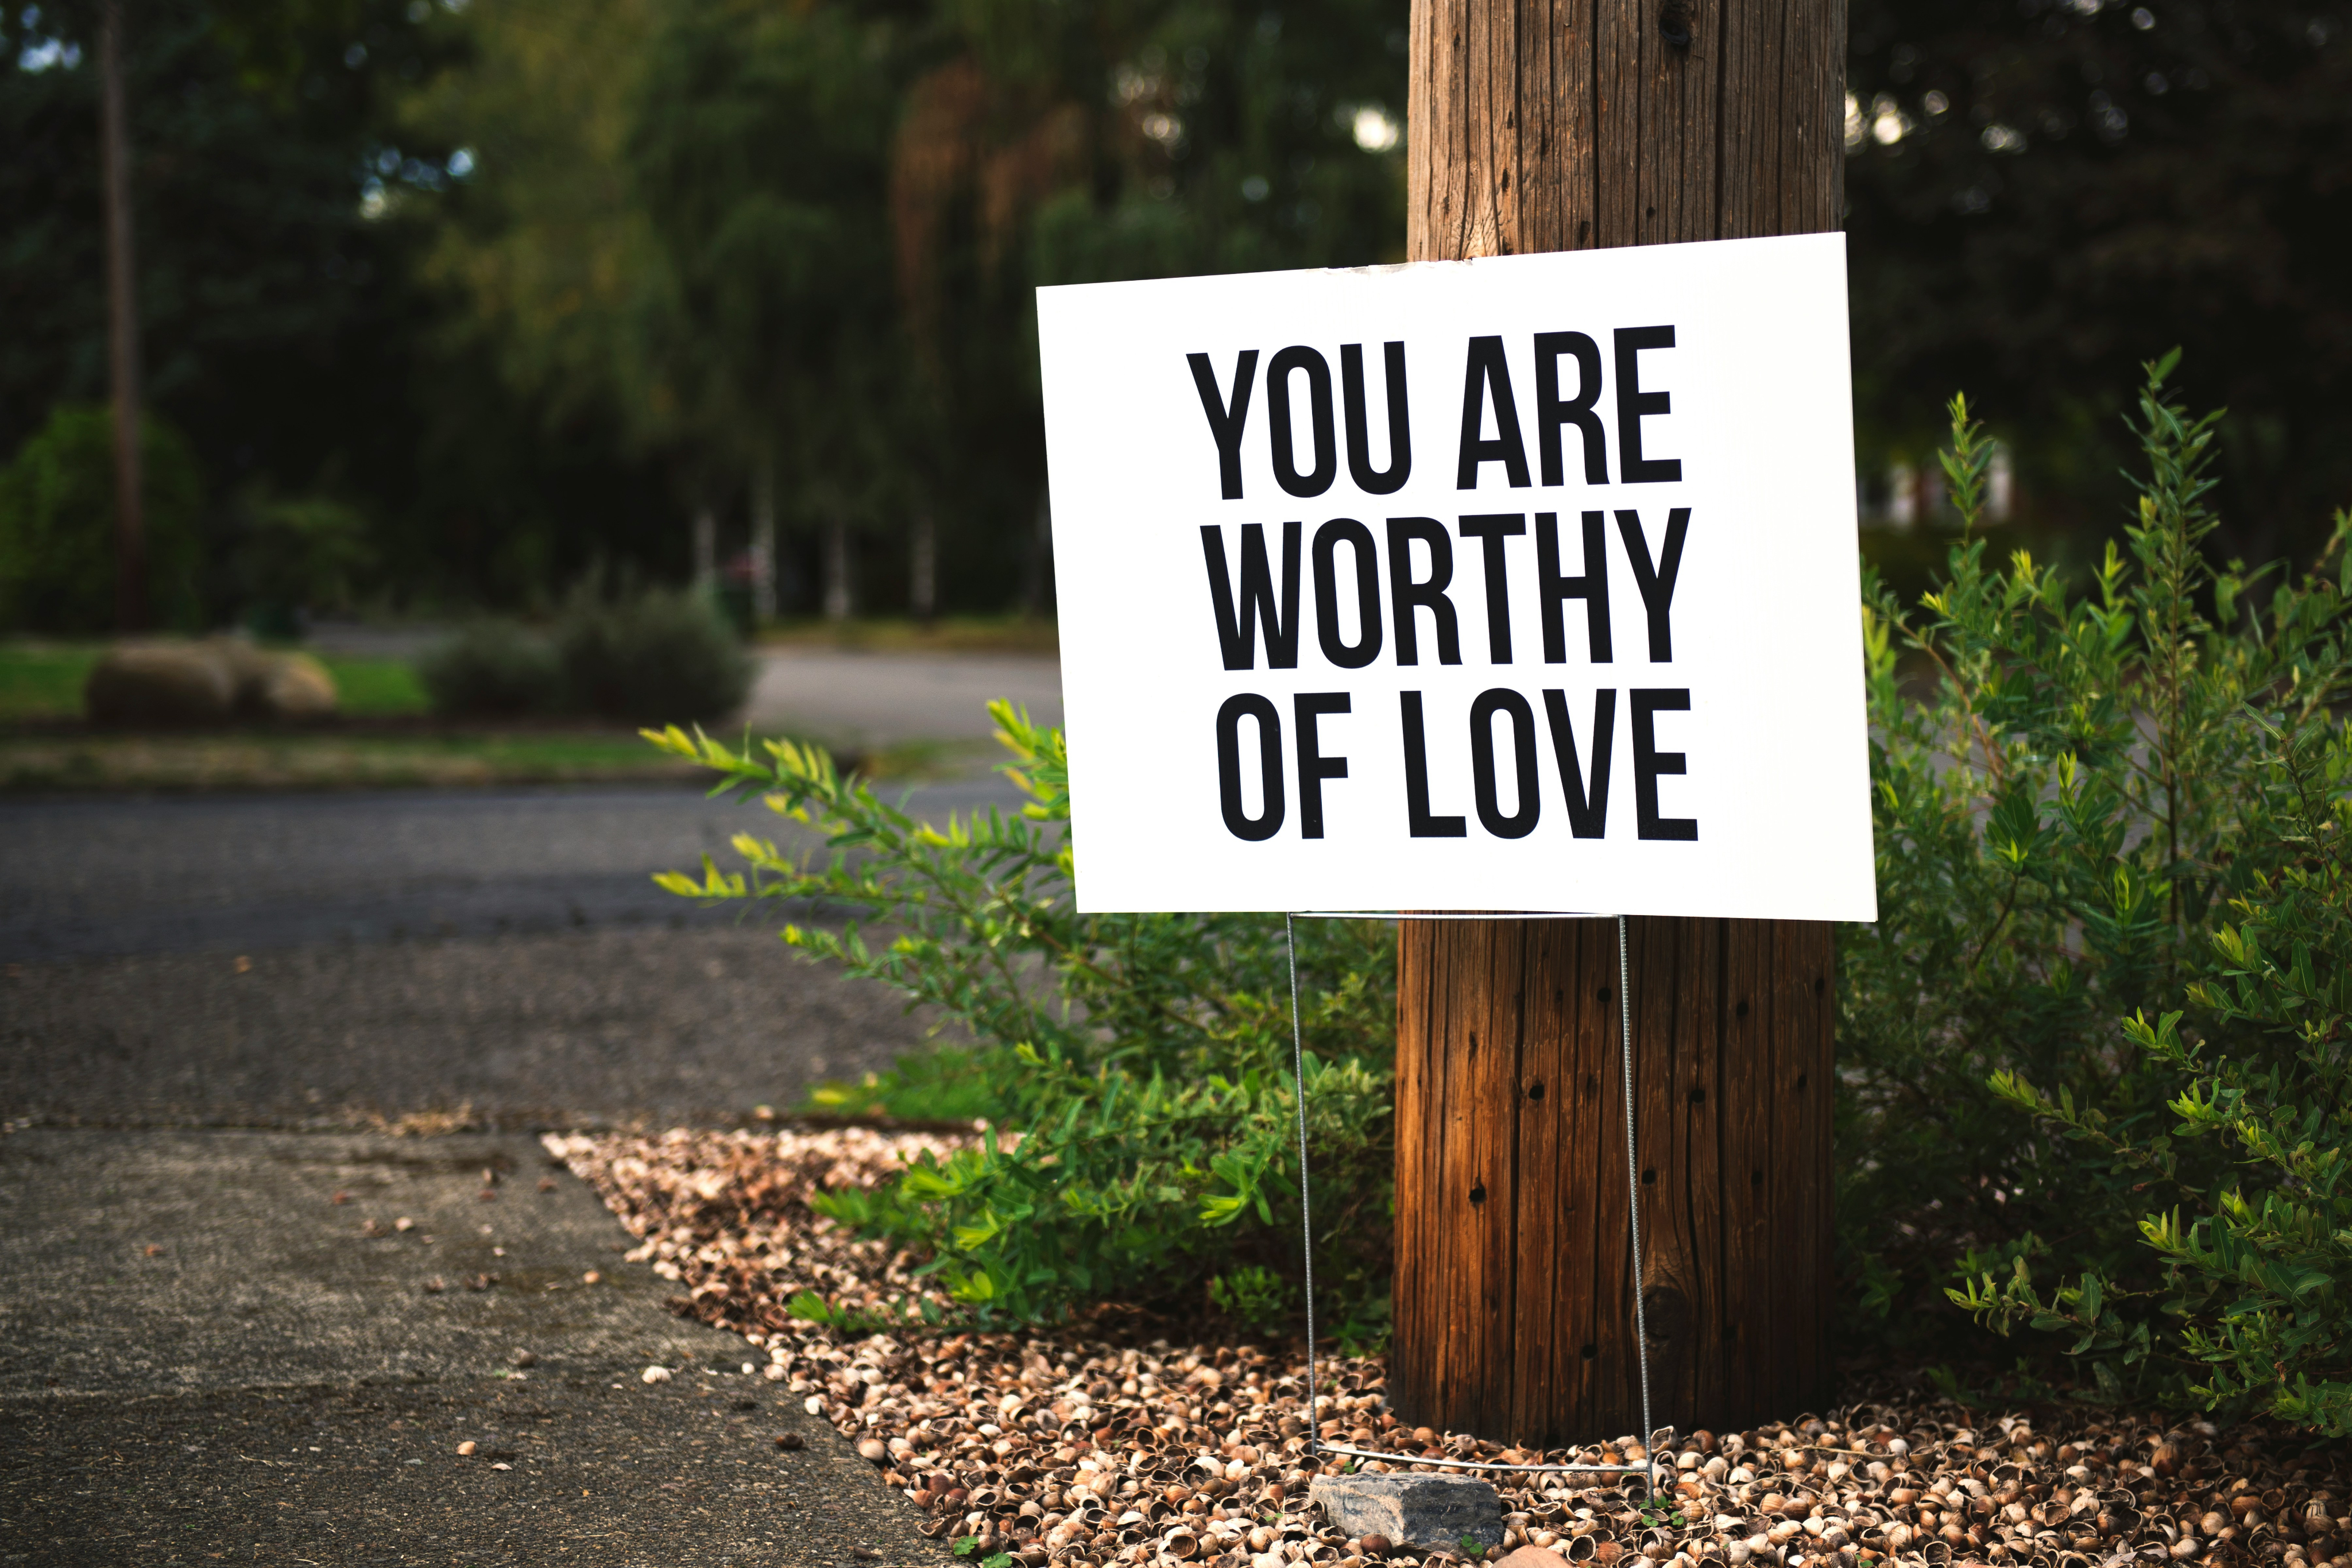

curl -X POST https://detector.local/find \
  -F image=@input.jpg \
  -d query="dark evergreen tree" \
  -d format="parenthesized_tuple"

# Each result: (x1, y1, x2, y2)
(1845, 0, 2352, 555)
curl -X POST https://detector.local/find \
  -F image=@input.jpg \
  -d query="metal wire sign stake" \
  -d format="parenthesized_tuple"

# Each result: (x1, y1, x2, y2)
(1282, 911, 1670, 1495)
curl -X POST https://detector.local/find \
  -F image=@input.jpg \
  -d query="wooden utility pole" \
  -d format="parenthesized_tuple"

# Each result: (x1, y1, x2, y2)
(1391, 0, 1845, 1442)
(99, 0, 146, 633)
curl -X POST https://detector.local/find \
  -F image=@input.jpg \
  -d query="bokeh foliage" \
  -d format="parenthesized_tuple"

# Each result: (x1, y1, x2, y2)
(1847, 0, 2352, 553)
(6, 0, 2346, 614)
(0, 404, 204, 632)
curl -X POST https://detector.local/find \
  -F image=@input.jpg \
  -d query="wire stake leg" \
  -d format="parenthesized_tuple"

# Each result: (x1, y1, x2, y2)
(1285, 914, 1319, 1461)
(1286, 912, 1668, 1493)
(1620, 913, 1656, 1475)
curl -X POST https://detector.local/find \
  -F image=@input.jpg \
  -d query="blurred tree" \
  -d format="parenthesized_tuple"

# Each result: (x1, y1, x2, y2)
(1, 0, 450, 544)
(11, 0, 2342, 618)
(391, 0, 701, 605)
(0, 402, 204, 633)
(0, 0, 689, 621)
(625, 0, 906, 621)
(888, 0, 1410, 609)
(399, 0, 674, 443)
(1845, 0, 2352, 557)
(404, 0, 1410, 617)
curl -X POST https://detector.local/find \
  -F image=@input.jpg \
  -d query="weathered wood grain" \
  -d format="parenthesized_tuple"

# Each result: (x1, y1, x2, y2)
(1407, 0, 1844, 257)
(1392, 919, 1835, 1439)
(1391, 0, 1846, 1441)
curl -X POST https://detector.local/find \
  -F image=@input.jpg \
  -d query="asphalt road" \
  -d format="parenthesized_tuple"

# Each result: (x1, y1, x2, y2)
(743, 649, 1062, 746)
(0, 778, 1026, 965)
(0, 780, 1023, 1129)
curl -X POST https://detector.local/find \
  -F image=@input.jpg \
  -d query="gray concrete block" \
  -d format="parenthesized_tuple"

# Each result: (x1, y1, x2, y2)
(1309, 1472, 1506, 1551)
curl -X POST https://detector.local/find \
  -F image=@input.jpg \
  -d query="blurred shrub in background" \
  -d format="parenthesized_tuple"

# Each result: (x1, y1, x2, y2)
(229, 493, 374, 638)
(419, 619, 565, 718)
(423, 584, 751, 723)
(556, 585, 751, 725)
(0, 404, 204, 634)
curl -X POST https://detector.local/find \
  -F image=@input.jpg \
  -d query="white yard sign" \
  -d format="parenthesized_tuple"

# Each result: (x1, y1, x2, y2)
(1037, 232, 1875, 921)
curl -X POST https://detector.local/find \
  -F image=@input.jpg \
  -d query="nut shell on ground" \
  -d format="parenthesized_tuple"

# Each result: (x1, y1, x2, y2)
(547, 1127, 2352, 1568)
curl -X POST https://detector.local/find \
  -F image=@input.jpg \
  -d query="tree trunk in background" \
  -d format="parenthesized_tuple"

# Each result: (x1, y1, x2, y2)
(693, 505, 717, 597)
(910, 510, 937, 626)
(750, 456, 778, 625)
(822, 520, 851, 621)
(1389, 0, 1844, 1443)
(99, 0, 145, 634)
(1022, 492, 1052, 620)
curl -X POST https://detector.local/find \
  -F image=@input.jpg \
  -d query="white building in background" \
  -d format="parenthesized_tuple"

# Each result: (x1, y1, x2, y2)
(1858, 444, 2011, 529)
(1986, 444, 2014, 522)
(1887, 459, 1918, 529)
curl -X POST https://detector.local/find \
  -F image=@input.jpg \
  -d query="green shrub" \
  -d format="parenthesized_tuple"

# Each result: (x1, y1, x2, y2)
(645, 706, 1396, 1333)
(559, 586, 751, 725)
(231, 493, 374, 635)
(1848, 354, 2352, 1423)
(419, 620, 565, 718)
(0, 404, 205, 634)
(648, 357, 2352, 1420)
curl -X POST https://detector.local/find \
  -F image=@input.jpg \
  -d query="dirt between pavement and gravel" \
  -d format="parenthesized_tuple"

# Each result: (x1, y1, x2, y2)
(0, 1128, 950, 1566)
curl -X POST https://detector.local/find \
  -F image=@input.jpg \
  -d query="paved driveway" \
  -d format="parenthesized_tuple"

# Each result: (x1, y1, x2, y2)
(744, 649, 1062, 746)
(0, 779, 1022, 1129)
(0, 1128, 944, 1566)
(0, 779, 1022, 965)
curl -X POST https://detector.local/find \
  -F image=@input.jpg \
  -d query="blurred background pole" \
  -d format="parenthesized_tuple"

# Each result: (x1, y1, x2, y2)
(693, 504, 717, 597)
(1388, 0, 1844, 1442)
(751, 451, 778, 625)
(99, 0, 146, 634)
(910, 509, 937, 628)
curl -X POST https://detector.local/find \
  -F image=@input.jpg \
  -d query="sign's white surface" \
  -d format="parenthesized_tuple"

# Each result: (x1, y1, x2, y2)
(1037, 233, 1874, 920)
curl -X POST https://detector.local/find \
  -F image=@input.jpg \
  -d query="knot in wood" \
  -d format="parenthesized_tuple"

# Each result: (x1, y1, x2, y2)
(1658, 0, 1694, 49)
(1642, 1284, 1690, 1348)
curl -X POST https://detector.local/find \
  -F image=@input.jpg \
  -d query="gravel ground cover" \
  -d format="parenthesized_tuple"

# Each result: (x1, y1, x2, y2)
(546, 1129, 2352, 1568)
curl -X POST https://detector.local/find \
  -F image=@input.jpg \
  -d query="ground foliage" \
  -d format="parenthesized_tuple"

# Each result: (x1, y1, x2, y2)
(1847, 355, 2352, 1428)
(555, 1123, 2352, 1568)
(651, 358, 2352, 1430)
(645, 706, 1395, 1334)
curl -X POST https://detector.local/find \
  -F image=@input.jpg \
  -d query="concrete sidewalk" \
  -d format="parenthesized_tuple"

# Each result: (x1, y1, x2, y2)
(0, 648, 1034, 1562)
(0, 1128, 944, 1566)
